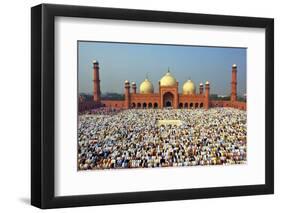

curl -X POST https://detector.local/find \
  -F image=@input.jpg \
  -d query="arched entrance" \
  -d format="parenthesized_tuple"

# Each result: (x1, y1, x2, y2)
(163, 92, 174, 108)
(143, 103, 147, 108)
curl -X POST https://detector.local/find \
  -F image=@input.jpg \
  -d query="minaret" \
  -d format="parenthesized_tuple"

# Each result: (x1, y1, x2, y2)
(124, 80, 131, 109)
(205, 81, 210, 109)
(132, 82, 137, 94)
(92, 60, 101, 104)
(231, 64, 237, 102)
(199, 82, 204, 94)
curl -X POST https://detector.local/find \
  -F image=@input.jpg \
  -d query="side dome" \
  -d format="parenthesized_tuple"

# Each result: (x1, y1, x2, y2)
(160, 70, 177, 87)
(183, 80, 196, 95)
(140, 79, 154, 94)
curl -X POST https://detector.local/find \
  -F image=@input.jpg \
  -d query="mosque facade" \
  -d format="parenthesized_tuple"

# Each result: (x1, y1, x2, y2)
(80, 60, 246, 111)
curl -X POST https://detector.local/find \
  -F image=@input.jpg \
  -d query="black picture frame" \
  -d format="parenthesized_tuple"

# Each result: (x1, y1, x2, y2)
(31, 3, 274, 209)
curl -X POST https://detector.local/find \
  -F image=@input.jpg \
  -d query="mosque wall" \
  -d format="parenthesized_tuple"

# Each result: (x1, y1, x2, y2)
(178, 94, 206, 108)
(101, 100, 125, 109)
(210, 100, 246, 110)
(79, 98, 246, 111)
(129, 93, 160, 108)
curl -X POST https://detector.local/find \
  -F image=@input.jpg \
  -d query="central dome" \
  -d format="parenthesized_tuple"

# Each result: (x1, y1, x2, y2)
(160, 70, 177, 87)
(140, 78, 154, 94)
(183, 79, 196, 95)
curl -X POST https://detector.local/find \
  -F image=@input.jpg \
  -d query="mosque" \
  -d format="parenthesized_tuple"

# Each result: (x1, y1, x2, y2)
(79, 60, 246, 111)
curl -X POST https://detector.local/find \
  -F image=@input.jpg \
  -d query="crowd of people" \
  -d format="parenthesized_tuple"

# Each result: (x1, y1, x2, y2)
(78, 108, 247, 170)
(78, 107, 122, 116)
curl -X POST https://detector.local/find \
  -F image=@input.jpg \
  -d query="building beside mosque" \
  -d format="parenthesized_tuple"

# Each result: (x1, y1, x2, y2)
(79, 60, 246, 111)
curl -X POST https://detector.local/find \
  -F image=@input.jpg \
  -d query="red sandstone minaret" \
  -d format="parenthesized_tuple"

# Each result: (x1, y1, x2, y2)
(205, 81, 210, 109)
(124, 80, 131, 109)
(92, 60, 101, 104)
(231, 64, 237, 102)
(132, 82, 137, 94)
(199, 82, 204, 94)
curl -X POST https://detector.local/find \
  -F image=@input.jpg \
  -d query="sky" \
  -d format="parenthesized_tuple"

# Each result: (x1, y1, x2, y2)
(78, 41, 246, 96)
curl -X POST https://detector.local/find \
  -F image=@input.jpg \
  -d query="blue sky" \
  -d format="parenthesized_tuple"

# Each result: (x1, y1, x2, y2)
(78, 41, 246, 96)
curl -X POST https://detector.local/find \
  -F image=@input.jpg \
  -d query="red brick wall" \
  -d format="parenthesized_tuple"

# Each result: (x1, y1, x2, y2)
(129, 93, 160, 108)
(80, 98, 246, 111)
(178, 94, 205, 108)
(101, 100, 126, 109)
(210, 100, 246, 110)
